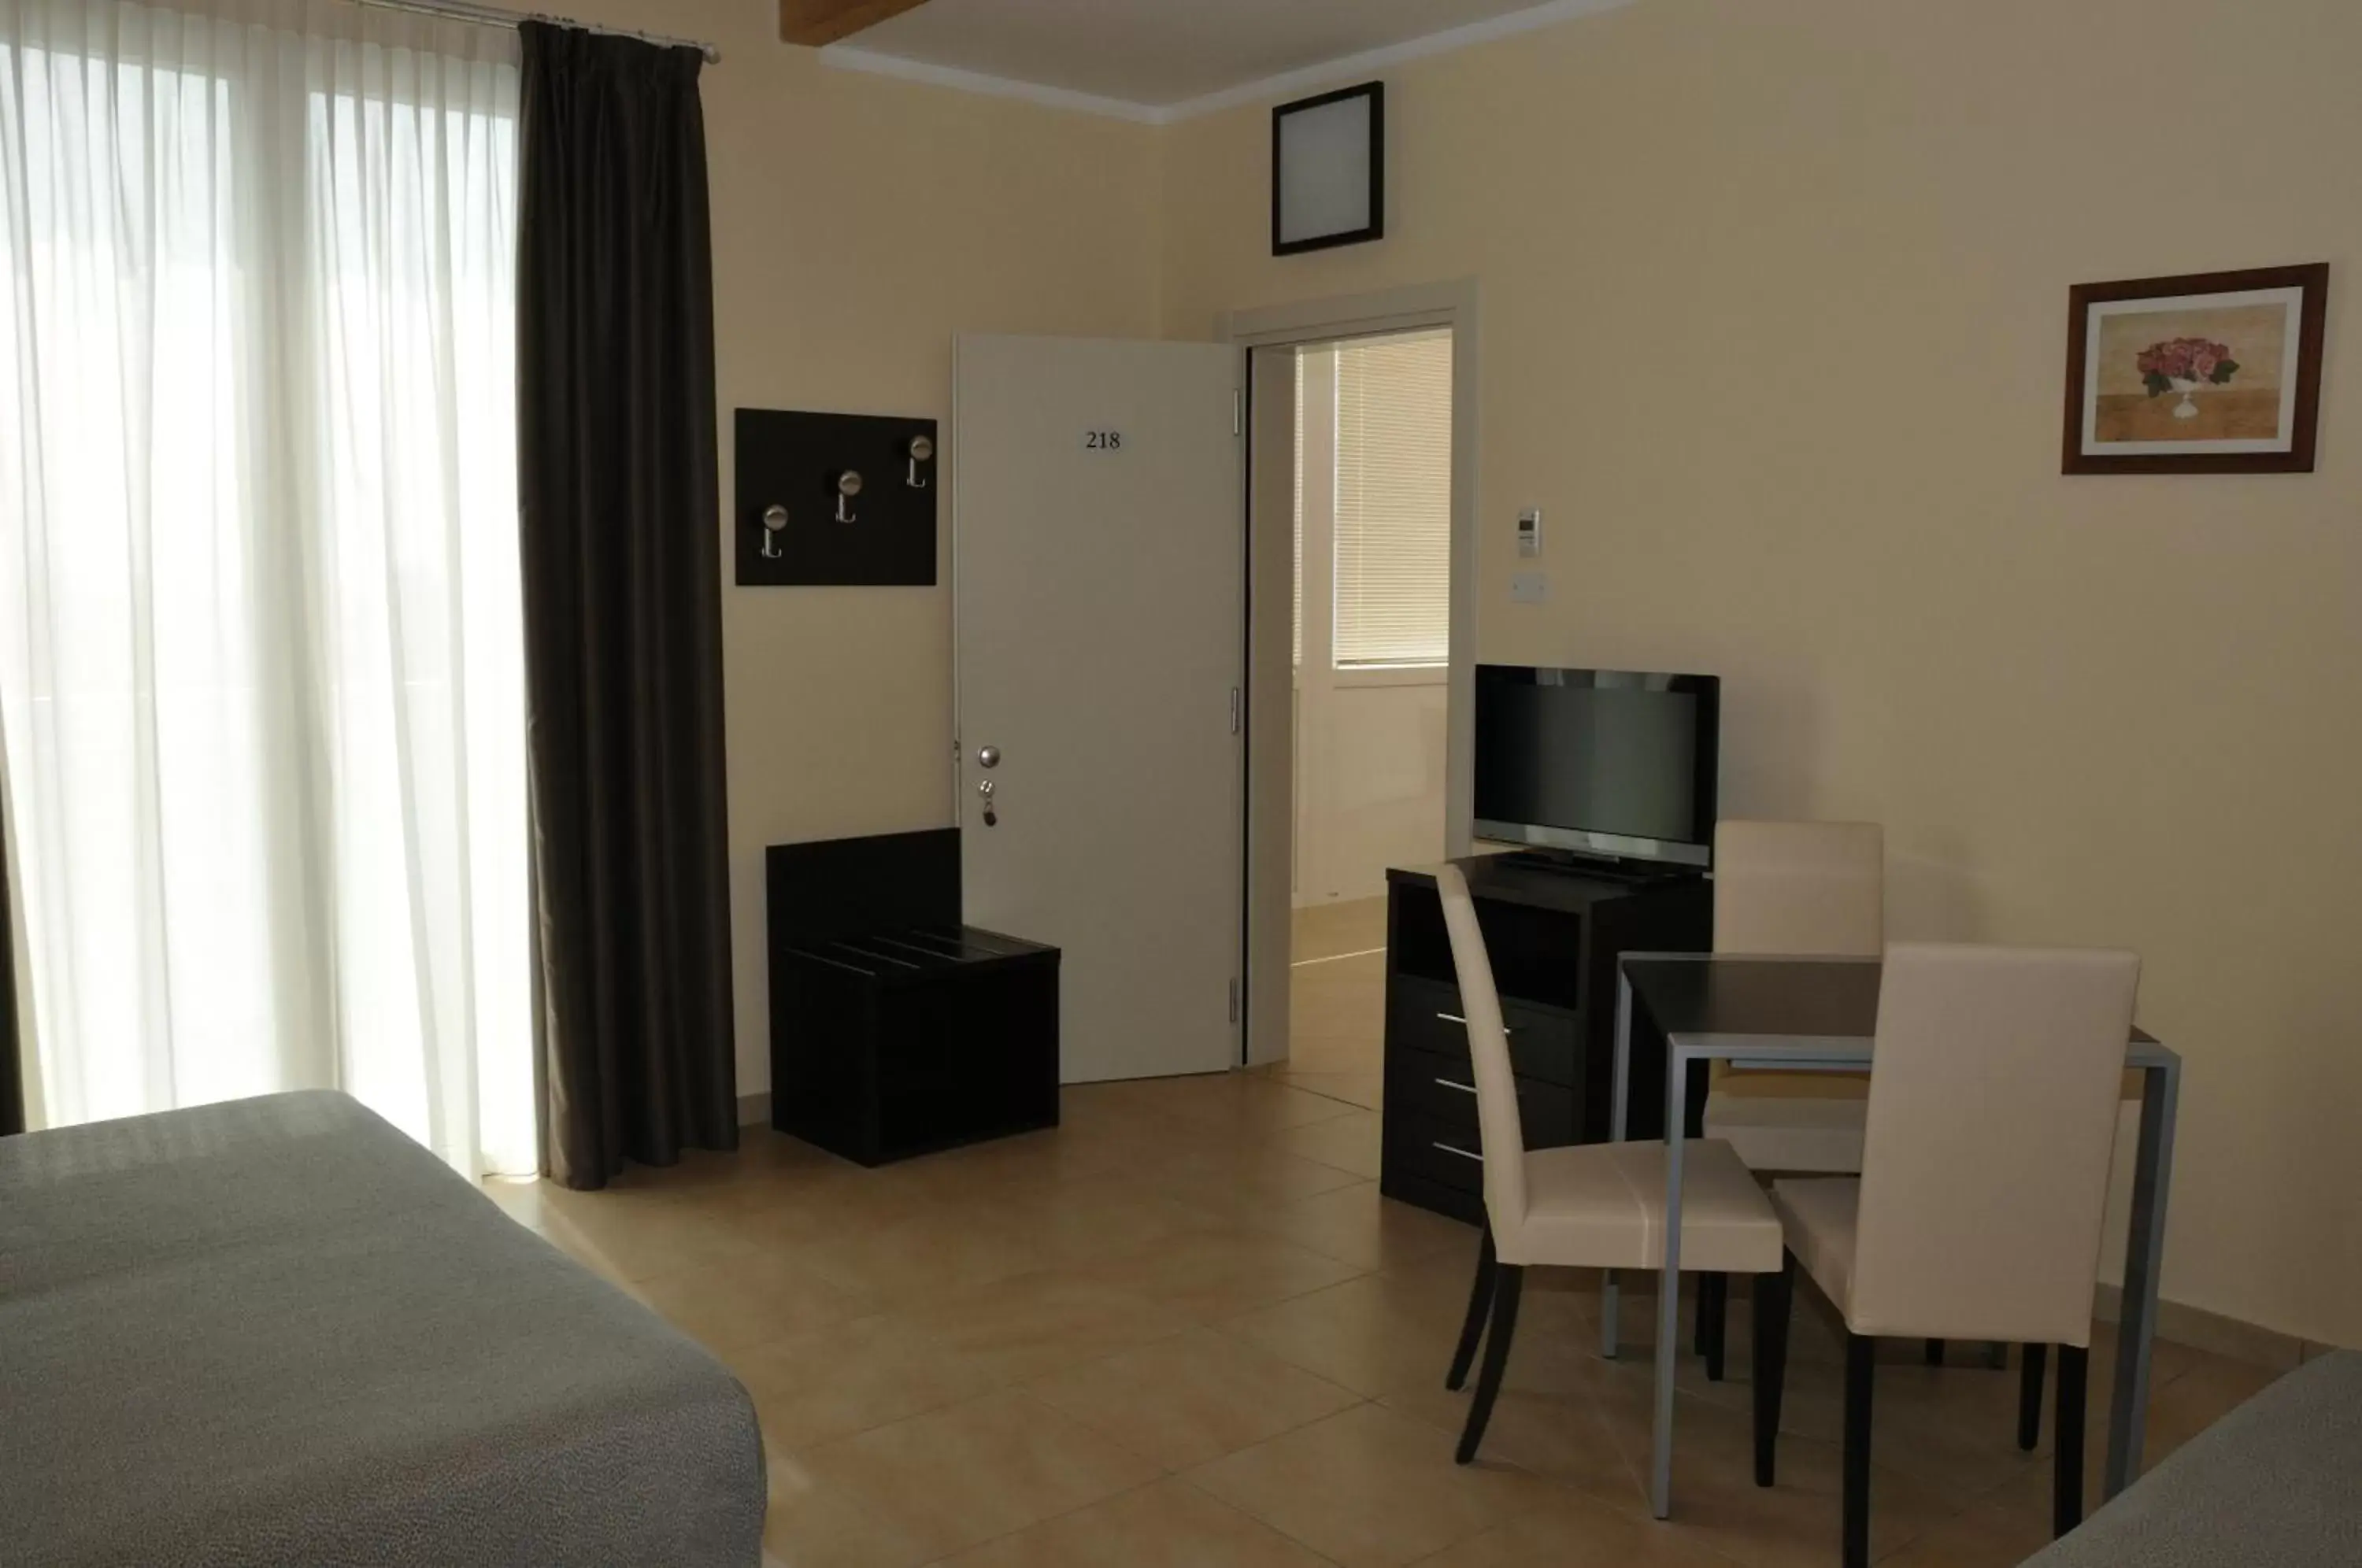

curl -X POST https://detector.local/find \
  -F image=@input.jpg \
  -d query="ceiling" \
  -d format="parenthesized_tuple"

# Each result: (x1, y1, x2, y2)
(823, 0, 1624, 119)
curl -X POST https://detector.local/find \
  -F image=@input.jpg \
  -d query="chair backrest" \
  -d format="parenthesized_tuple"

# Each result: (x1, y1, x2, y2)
(1848, 942, 2141, 1345)
(1714, 820, 1884, 956)
(1433, 865, 1527, 1236)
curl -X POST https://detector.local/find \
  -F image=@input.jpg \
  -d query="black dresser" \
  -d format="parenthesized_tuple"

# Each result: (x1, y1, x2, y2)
(1378, 856, 1712, 1225)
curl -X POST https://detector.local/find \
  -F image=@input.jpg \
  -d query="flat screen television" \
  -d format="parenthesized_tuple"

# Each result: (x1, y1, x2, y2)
(1472, 666, 1720, 868)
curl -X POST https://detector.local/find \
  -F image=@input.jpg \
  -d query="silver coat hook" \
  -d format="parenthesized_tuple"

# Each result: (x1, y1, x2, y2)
(759, 503, 789, 559)
(906, 434, 935, 490)
(835, 469, 863, 524)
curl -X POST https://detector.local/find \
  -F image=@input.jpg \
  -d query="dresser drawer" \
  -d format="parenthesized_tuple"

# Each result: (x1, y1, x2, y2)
(1389, 1046, 1579, 1147)
(1383, 1109, 1489, 1196)
(1389, 978, 1581, 1088)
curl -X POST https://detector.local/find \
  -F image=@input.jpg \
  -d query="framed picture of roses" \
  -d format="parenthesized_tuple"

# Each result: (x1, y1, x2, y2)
(2063, 263, 2328, 474)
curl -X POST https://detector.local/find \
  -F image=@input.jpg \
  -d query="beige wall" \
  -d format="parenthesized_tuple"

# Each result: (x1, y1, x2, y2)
(1162, 0, 2362, 1346)
(560, 0, 1163, 1100)
(557, 0, 2356, 1345)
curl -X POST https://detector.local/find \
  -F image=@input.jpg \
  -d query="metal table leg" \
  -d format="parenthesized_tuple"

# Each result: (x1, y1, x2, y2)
(1650, 1039, 1691, 1520)
(1604, 970, 1633, 1359)
(2107, 1057, 2179, 1497)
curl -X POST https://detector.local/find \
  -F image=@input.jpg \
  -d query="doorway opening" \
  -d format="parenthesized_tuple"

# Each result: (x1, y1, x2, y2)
(1245, 316, 1465, 1101)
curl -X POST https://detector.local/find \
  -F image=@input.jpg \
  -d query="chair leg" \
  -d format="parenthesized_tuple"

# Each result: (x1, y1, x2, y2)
(2019, 1344, 2049, 1452)
(1923, 1338, 1945, 1366)
(1446, 1225, 1498, 1392)
(1753, 1251, 1795, 1487)
(1843, 1331, 1876, 1568)
(1455, 1263, 1523, 1465)
(2053, 1344, 2088, 1537)
(1701, 1271, 1728, 1381)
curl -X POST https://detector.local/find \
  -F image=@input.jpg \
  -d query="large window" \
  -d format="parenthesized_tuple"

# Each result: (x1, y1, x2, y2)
(0, 3, 531, 1174)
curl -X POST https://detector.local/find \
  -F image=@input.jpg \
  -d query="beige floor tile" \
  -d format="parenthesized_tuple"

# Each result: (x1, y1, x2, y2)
(628, 1251, 877, 1355)
(1270, 1068, 1387, 1111)
(1273, 1107, 1385, 1178)
(1583, 1382, 1974, 1567)
(1027, 1325, 1365, 1471)
(799, 1389, 1164, 1561)
(987, 1172, 1232, 1267)
(764, 1442, 939, 1568)
(1145, 1071, 1366, 1136)
(734, 1313, 1003, 1451)
(1409, 1485, 1745, 1566)
(1141, 1140, 1369, 1219)
(1294, 897, 1390, 962)
(894, 1265, 1194, 1385)
(1976, 1341, 2282, 1537)
(1080, 1222, 1368, 1322)
(568, 931, 2251, 1568)
(1875, 1500, 2055, 1568)
(532, 1187, 750, 1283)
(938, 1477, 1337, 1566)
(1189, 1403, 1562, 1568)
(2130, 1345, 2286, 1458)
(1222, 1273, 1472, 1399)
(1250, 1180, 1473, 1271)
(1383, 1381, 1635, 1499)
(759, 1198, 1050, 1306)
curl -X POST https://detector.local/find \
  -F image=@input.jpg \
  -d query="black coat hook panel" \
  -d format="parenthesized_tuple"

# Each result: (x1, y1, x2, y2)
(735, 408, 938, 586)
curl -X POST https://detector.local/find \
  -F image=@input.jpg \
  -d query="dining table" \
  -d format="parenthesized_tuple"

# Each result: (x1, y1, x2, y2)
(1607, 952, 2182, 1523)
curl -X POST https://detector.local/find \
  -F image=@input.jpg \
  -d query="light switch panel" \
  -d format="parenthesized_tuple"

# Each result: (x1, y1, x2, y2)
(1511, 570, 1549, 605)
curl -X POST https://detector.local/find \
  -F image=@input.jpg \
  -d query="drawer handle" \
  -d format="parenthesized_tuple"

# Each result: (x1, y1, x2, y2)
(1432, 1141, 1485, 1164)
(1436, 1011, 1514, 1034)
(1435, 1077, 1478, 1096)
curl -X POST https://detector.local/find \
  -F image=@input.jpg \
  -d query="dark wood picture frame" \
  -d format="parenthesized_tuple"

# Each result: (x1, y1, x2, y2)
(1271, 81, 1385, 257)
(2062, 262, 2329, 475)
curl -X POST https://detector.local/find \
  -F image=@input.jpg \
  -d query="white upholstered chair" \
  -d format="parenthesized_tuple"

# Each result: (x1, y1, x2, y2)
(1432, 864, 1786, 1464)
(1753, 943, 2142, 1568)
(1703, 819, 1886, 1170)
(1693, 820, 1885, 1377)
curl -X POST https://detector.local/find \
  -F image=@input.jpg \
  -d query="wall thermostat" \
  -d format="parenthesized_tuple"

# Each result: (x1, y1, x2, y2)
(1517, 508, 1543, 558)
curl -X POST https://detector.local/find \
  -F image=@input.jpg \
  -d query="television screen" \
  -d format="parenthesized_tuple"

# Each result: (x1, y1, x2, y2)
(1472, 667, 1720, 864)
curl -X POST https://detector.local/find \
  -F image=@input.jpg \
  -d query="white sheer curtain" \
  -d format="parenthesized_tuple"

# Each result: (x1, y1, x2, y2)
(0, 0, 534, 1174)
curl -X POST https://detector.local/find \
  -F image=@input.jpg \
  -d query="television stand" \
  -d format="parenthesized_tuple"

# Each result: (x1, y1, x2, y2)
(1379, 856, 1710, 1226)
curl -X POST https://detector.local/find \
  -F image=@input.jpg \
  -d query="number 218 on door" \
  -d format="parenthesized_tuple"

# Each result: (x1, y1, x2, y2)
(1083, 430, 1124, 452)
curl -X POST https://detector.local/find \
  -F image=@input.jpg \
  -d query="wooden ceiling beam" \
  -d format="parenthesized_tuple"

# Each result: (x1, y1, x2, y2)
(780, 0, 933, 48)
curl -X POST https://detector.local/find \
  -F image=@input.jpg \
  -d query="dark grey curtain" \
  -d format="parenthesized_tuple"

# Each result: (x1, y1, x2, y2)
(516, 22, 736, 1189)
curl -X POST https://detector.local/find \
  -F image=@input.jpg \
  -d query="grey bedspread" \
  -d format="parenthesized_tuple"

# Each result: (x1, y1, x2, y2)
(0, 1092, 765, 1568)
(2021, 1350, 2362, 1567)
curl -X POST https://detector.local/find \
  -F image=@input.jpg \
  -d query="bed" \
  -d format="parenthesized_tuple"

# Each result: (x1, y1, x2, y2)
(2021, 1349, 2361, 1567)
(0, 1091, 765, 1567)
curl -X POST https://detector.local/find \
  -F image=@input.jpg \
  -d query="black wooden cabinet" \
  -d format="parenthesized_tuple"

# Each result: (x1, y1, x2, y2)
(767, 830, 1059, 1167)
(1378, 857, 1712, 1225)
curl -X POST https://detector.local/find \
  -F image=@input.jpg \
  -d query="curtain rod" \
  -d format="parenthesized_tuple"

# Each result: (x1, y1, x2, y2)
(347, 0, 722, 63)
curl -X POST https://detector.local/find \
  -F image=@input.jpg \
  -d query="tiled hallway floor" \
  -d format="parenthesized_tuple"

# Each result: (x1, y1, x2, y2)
(484, 901, 2276, 1567)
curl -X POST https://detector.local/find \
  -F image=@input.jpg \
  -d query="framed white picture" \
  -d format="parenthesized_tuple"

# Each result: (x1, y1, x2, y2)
(2064, 264, 2328, 474)
(1272, 83, 1384, 257)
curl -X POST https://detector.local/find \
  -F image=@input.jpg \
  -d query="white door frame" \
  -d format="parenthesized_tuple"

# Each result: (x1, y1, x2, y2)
(1220, 279, 1482, 1065)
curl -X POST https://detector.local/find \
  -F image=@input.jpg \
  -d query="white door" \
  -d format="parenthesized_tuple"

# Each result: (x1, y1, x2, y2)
(953, 335, 1246, 1084)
